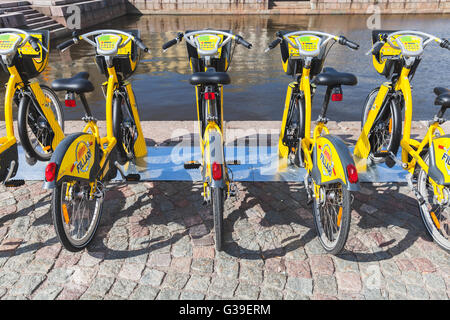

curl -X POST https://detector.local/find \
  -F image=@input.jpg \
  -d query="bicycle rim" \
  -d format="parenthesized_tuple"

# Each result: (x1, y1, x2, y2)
(313, 182, 350, 253)
(59, 181, 103, 248)
(417, 155, 450, 251)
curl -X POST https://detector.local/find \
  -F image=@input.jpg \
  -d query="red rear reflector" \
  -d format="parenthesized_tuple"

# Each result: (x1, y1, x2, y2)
(332, 93, 343, 101)
(45, 162, 57, 182)
(65, 99, 76, 107)
(205, 92, 216, 100)
(212, 161, 222, 180)
(346, 164, 358, 184)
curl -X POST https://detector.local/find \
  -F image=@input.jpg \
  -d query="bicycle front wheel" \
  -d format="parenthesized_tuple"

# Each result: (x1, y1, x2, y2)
(212, 187, 224, 251)
(313, 182, 351, 255)
(52, 180, 103, 252)
(113, 93, 138, 165)
(417, 154, 450, 251)
(18, 85, 64, 161)
(361, 88, 402, 164)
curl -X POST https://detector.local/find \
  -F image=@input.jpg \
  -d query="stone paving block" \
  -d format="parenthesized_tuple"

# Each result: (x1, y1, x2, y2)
(84, 277, 115, 297)
(209, 277, 238, 298)
(185, 275, 210, 292)
(130, 285, 160, 300)
(32, 285, 63, 300)
(10, 274, 45, 297)
(285, 277, 313, 296)
(140, 269, 165, 287)
(157, 288, 180, 300)
(235, 282, 260, 299)
(110, 279, 137, 299)
(162, 273, 190, 290)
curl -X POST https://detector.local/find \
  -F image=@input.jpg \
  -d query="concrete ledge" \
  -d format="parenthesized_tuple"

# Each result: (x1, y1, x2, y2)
(0, 12, 26, 28)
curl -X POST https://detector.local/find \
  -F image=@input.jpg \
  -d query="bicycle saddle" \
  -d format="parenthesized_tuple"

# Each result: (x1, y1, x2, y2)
(189, 68, 231, 86)
(313, 67, 358, 87)
(434, 87, 450, 108)
(51, 72, 94, 93)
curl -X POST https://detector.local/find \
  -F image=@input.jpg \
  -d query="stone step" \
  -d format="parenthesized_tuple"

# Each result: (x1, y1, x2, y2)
(25, 12, 45, 19)
(28, 18, 55, 28)
(3, 5, 32, 13)
(35, 21, 61, 31)
(25, 15, 47, 24)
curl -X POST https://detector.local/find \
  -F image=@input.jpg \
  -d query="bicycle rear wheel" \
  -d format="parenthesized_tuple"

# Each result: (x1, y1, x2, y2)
(52, 180, 103, 252)
(212, 187, 224, 251)
(361, 88, 402, 163)
(417, 154, 450, 251)
(313, 182, 351, 255)
(18, 85, 64, 161)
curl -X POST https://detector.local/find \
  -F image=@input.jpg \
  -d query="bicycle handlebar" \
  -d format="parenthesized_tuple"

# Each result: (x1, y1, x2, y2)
(235, 35, 252, 49)
(56, 38, 77, 52)
(162, 30, 251, 52)
(338, 36, 359, 50)
(440, 38, 450, 50)
(57, 29, 150, 54)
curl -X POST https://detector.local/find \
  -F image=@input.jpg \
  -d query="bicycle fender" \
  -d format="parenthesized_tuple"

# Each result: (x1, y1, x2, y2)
(44, 133, 100, 189)
(312, 135, 360, 191)
(428, 134, 450, 185)
(204, 124, 226, 189)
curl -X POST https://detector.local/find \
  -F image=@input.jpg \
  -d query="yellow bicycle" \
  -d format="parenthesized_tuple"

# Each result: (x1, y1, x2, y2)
(163, 30, 252, 251)
(267, 30, 361, 254)
(44, 29, 148, 251)
(354, 30, 450, 251)
(0, 28, 64, 186)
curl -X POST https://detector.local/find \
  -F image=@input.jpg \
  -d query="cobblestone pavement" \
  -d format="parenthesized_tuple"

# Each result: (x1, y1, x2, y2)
(0, 121, 449, 300)
(0, 180, 448, 300)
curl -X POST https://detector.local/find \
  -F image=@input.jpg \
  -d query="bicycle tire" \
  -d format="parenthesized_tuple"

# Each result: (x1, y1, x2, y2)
(313, 182, 351, 255)
(361, 87, 402, 163)
(18, 85, 64, 161)
(417, 153, 450, 252)
(212, 187, 224, 251)
(52, 180, 103, 252)
(112, 92, 137, 165)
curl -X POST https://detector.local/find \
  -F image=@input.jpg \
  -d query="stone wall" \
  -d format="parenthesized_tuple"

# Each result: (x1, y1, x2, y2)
(126, 0, 449, 14)
(31, 0, 128, 29)
(127, 0, 269, 14)
(309, 0, 449, 15)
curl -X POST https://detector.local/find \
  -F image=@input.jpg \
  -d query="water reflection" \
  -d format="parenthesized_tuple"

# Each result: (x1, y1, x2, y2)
(0, 14, 449, 121)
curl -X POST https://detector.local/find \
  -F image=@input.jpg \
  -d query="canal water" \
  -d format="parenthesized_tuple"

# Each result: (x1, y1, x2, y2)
(1, 14, 449, 121)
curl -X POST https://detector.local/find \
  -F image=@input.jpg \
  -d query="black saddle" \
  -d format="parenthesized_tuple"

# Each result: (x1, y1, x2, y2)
(434, 87, 450, 108)
(313, 67, 358, 87)
(51, 72, 94, 94)
(189, 68, 231, 86)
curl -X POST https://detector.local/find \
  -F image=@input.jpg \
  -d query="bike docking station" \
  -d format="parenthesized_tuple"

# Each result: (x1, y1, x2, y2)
(12, 143, 409, 183)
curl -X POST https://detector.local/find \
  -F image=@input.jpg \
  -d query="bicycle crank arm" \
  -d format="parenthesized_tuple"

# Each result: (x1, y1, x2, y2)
(406, 173, 425, 205)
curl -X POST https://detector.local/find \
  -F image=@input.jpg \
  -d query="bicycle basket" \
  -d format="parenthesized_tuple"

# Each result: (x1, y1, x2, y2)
(279, 31, 325, 77)
(0, 30, 50, 81)
(185, 30, 232, 73)
(95, 30, 141, 81)
(371, 30, 403, 77)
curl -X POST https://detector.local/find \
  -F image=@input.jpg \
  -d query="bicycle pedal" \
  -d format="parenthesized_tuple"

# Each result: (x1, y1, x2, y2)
(4, 179, 25, 187)
(184, 161, 201, 169)
(226, 160, 241, 165)
(125, 173, 140, 182)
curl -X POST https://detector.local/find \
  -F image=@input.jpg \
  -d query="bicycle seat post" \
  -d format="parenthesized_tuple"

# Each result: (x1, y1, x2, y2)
(78, 93, 94, 121)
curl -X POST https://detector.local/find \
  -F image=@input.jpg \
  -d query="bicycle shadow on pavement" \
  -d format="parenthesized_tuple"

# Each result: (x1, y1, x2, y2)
(221, 181, 322, 260)
(336, 182, 436, 262)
